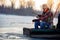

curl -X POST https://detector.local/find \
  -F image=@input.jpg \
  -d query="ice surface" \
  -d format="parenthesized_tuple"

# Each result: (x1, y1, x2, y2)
(0, 14, 58, 40)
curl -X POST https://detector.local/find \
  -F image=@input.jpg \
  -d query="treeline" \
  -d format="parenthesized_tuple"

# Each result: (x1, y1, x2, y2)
(0, 5, 42, 16)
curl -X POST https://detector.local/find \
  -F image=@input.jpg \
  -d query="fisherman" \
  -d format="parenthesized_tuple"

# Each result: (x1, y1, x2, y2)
(32, 4, 53, 29)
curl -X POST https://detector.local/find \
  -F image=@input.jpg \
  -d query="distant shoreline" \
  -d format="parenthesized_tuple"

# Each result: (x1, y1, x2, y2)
(0, 13, 35, 17)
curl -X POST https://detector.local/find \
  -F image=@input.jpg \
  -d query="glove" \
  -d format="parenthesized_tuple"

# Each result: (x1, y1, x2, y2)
(36, 15, 41, 18)
(32, 19, 39, 22)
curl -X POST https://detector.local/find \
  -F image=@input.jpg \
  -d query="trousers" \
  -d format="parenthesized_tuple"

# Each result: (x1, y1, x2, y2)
(34, 21, 51, 29)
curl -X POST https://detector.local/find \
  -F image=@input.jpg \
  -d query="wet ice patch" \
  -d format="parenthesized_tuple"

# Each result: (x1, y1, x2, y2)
(0, 33, 24, 39)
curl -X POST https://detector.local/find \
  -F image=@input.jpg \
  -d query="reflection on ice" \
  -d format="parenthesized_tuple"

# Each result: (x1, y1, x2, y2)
(0, 33, 45, 40)
(0, 33, 27, 39)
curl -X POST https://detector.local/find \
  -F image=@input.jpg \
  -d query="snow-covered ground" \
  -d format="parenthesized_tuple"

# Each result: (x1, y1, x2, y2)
(0, 14, 58, 40)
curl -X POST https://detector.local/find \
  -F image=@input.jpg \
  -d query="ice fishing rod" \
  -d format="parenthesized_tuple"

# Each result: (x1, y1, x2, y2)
(53, 3, 60, 17)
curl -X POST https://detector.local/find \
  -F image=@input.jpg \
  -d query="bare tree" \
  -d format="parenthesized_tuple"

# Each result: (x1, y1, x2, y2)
(27, 0, 35, 8)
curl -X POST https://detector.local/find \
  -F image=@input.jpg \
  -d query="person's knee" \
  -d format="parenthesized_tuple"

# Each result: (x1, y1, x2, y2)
(34, 21, 40, 29)
(40, 22, 45, 26)
(40, 22, 45, 29)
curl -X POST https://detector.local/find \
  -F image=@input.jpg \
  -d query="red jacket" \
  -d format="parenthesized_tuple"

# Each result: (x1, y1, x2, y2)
(38, 11, 53, 23)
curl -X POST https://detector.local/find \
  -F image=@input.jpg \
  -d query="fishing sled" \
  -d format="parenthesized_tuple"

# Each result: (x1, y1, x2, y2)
(23, 28, 60, 38)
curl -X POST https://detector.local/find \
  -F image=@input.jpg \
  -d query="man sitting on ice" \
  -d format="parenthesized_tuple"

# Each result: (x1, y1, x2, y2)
(32, 4, 53, 29)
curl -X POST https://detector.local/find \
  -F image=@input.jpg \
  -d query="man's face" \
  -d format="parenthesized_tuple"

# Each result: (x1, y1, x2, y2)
(43, 8, 49, 12)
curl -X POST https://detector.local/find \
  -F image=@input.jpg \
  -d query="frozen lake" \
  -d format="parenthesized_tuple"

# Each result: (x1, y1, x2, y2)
(0, 14, 58, 40)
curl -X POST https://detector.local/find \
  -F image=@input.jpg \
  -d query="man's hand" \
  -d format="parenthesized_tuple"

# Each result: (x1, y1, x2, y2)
(36, 15, 41, 18)
(32, 19, 39, 22)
